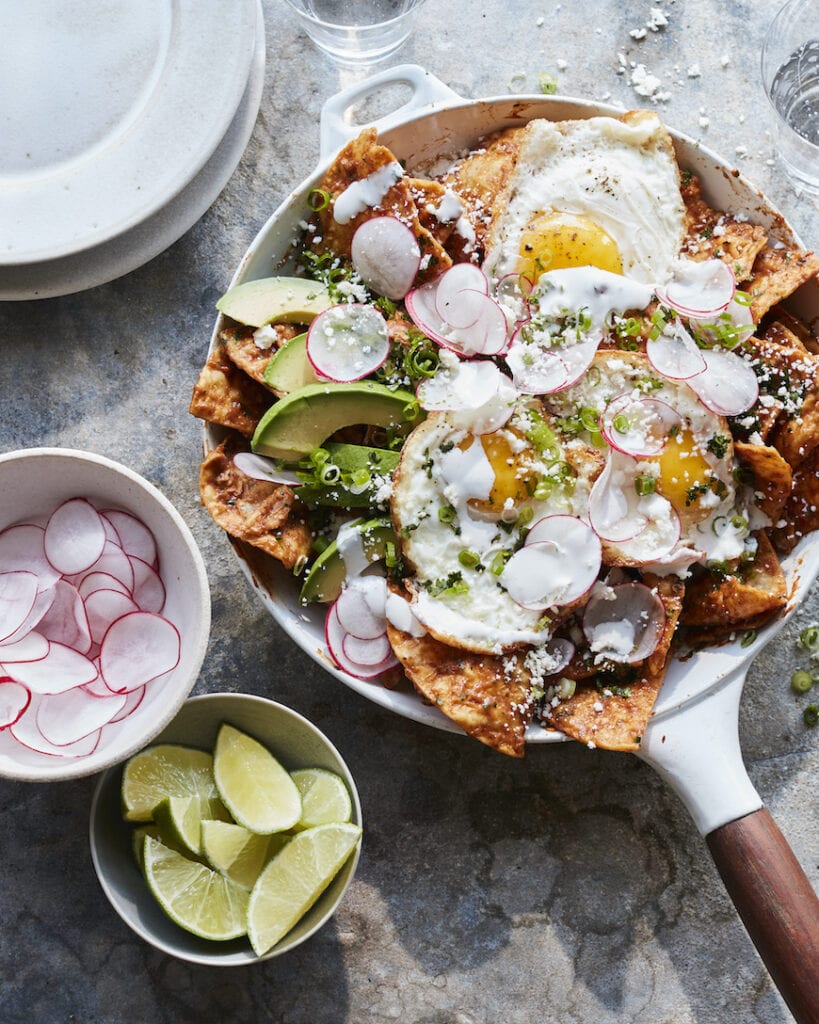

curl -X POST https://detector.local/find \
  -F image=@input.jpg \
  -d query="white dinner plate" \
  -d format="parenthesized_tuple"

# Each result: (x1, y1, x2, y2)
(0, 0, 257, 265)
(0, 0, 265, 302)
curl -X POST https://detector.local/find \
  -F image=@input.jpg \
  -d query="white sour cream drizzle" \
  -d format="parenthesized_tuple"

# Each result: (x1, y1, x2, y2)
(333, 161, 405, 225)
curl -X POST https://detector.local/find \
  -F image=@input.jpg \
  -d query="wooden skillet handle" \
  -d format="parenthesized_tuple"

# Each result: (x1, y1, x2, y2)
(706, 808, 819, 1024)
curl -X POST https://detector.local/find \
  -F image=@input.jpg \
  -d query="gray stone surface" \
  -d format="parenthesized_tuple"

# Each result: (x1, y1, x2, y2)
(0, 2, 817, 1022)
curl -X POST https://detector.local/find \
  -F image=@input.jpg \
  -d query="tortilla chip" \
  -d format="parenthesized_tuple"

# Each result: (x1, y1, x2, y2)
(407, 177, 458, 250)
(771, 446, 819, 553)
(199, 440, 312, 569)
(386, 624, 533, 757)
(313, 128, 451, 284)
(681, 174, 768, 282)
(189, 344, 272, 437)
(680, 531, 787, 628)
(734, 440, 793, 521)
(747, 247, 819, 322)
(441, 126, 525, 257)
(222, 323, 298, 386)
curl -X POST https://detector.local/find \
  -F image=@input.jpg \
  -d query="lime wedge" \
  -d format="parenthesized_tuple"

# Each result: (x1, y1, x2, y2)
(291, 768, 352, 830)
(143, 835, 249, 941)
(213, 723, 301, 834)
(121, 744, 219, 823)
(131, 825, 161, 868)
(200, 819, 284, 890)
(247, 822, 361, 956)
(153, 794, 230, 857)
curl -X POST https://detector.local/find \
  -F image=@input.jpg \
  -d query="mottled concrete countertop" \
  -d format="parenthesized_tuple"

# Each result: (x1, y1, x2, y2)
(0, 2, 816, 1022)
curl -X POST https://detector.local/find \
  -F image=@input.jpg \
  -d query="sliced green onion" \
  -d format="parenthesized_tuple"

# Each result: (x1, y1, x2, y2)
(438, 505, 456, 525)
(319, 463, 341, 484)
(291, 554, 308, 577)
(733, 289, 753, 307)
(458, 549, 481, 569)
(517, 505, 535, 527)
(490, 551, 511, 576)
(612, 413, 631, 434)
(308, 188, 331, 211)
(740, 629, 757, 648)
(579, 406, 600, 432)
(798, 625, 819, 652)
(803, 704, 818, 727)
(634, 475, 656, 496)
(537, 71, 558, 95)
(791, 670, 813, 694)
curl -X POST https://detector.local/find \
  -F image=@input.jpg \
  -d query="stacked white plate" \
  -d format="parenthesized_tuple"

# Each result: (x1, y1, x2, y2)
(0, 0, 264, 301)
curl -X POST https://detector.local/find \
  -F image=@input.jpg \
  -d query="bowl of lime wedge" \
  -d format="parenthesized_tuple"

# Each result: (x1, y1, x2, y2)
(89, 692, 362, 965)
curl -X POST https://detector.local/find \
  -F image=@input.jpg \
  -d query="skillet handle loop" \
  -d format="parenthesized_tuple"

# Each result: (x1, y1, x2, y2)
(319, 64, 462, 159)
(706, 809, 819, 1024)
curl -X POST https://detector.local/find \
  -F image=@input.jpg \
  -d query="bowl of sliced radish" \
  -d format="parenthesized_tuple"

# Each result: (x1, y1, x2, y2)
(0, 448, 211, 781)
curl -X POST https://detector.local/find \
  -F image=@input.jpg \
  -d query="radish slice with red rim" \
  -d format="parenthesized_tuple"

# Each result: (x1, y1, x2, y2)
(77, 571, 131, 601)
(588, 453, 647, 543)
(36, 579, 91, 654)
(109, 684, 146, 723)
(0, 525, 61, 592)
(84, 589, 140, 646)
(43, 498, 106, 575)
(35, 686, 126, 746)
(128, 557, 166, 614)
(600, 394, 682, 458)
(0, 679, 30, 728)
(342, 630, 393, 667)
(325, 604, 397, 679)
(656, 258, 735, 317)
(4, 641, 98, 694)
(100, 509, 157, 567)
(0, 631, 49, 663)
(350, 216, 421, 300)
(435, 264, 490, 327)
(10, 699, 101, 758)
(501, 516, 601, 609)
(538, 637, 576, 677)
(0, 571, 39, 643)
(686, 347, 759, 416)
(99, 611, 181, 693)
(1, 586, 56, 648)
(232, 452, 303, 487)
(72, 541, 135, 593)
(334, 577, 388, 640)
(306, 303, 390, 382)
(646, 322, 707, 380)
(582, 582, 666, 664)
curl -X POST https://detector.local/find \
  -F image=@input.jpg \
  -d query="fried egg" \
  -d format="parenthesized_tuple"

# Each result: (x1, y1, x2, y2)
(543, 351, 762, 571)
(483, 112, 686, 320)
(391, 404, 597, 653)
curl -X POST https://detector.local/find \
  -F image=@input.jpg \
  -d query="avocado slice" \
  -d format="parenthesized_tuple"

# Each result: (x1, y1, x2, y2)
(216, 277, 333, 328)
(297, 443, 400, 508)
(251, 381, 422, 462)
(300, 517, 396, 604)
(263, 332, 318, 395)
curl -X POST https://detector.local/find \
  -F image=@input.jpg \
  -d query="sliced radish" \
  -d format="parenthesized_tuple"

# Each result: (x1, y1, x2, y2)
(501, 516, 601, 608)
(334, 578, 388, 640)
(306, 304, 390, 382)
(686, 347, 759, 416)
(600, 395, 681, 458)
(406, 275, 509, 358)
(582, 582, 666, 664)
(99, 611, 181, 693)
(342, 630, 393, 666)
(36, 579, 91, 654)
(3, 641, 98, 694)
(0, 631, 49, 663)
(77, 571, 131, 601)
(689, 296, 755, 348)
(0, 571, 38, 643)
(539, 637, 576, 676)
(656, 258, 735, 318)
(100, 509, 157, 566)
(35, 686, 126, 746)
(0, 679, 30, 728)
(108, 684, 146, 723)
(646, 322, 707, 381)
(10, 699, 101, 758)
(72, 540, 135, 593)
(0, 525, 61, 592)
(325, 604, 398, 679)
(232, 452, 303, 487)
(0, 585, 56, 647)
(435, 264, 490, 328)
(43, 498, 106, 575)
(128, 557, 166, 614)
(588, 453, 648, 543)
(85, 589, 140, 646)
(350, 216, 422, 300)
(83, 673, 115, 698)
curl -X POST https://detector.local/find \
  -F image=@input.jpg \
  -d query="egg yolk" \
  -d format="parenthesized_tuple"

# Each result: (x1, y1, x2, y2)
(461, 431, 537, 514)
(518, 211, 624, 281)
(655, 430, 716, 517)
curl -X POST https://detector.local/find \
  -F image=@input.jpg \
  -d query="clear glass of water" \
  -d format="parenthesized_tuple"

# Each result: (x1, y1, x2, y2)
(281, 0, 428, 66)
(761, 0, 819, 195)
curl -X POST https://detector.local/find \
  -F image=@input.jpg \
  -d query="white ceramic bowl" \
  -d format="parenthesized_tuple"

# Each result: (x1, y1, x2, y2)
(89, 692, 363, 966)
(0, 447, 210, 781)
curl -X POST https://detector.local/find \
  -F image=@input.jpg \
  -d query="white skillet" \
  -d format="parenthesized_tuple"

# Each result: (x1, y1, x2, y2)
(207, 66, 819, 1019)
